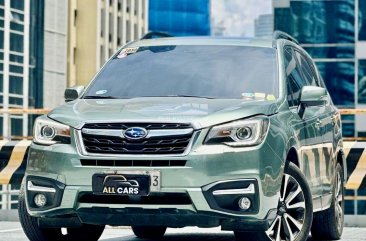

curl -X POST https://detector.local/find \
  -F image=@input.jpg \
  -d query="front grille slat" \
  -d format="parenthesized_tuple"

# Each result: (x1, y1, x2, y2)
(81, 123, 193, 155)
(80, 159, 187, 167)
(83, 123, 192, 130)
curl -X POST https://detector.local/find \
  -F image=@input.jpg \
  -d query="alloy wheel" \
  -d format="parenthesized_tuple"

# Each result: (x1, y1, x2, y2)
(335, 171, 344, 233)
(266, 174, 306, 241)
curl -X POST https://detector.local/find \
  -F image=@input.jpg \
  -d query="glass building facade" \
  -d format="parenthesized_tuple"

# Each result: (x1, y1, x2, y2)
(274, 0, 366, 215)
(0, 0, 44, 138)
(149, 0, 210, 36)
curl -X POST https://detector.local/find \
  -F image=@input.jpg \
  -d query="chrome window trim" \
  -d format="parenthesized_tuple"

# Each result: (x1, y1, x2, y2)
(81, 128, 194, 138)
(75, 128, 198, 158)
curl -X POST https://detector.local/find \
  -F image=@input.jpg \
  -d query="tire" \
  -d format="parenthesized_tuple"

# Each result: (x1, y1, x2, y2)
(132, 226, 167, 239)
(235, 162, 313, 241)
(311, 163, 344, 240)
(18, 184, 105, 241)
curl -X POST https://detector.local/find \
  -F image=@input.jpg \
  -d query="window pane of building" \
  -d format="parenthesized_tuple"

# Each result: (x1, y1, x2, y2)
(0, 116, 3, 136)
(10, 11, 24, 22)
(316, 61, 355, 106)
(10, 22, 24, 32)
(274, 0, 355, 44)
(9, 97, 23, 106)
(359, 0, 366, 40)
(303, 46, 354, 59)
(0, 30, 4, 49)
(359, 60, 366, 104)
(9, 54, 23, 63)
(10, 117, 23, 136)
(0, 73, 3, 92)
(10, 33, 24, 52)
(9, 75, 23, 94)
(341, 115, 355, 137)
(10, 0, 24, 11)
(9, 64, 23, 74)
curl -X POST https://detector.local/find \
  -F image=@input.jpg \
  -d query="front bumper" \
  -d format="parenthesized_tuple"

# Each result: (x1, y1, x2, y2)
(24, 128, 285, 231)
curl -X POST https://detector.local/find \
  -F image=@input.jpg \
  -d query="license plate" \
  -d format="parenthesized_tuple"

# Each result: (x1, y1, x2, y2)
(92, 171, 161, 196)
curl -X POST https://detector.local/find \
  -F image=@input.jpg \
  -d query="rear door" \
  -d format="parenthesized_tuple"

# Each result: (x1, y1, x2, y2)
(298, 53, 338, 196)
(295, 50, 329, 198)
(284, 47, 324, 198)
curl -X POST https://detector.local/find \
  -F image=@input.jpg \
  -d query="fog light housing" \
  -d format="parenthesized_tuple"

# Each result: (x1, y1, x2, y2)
(34, 194, 47, 207)
(238, 197, 251, 210)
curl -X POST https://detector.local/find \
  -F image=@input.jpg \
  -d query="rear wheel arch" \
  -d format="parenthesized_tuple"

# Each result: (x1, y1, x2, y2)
(337, 149, 347, 183)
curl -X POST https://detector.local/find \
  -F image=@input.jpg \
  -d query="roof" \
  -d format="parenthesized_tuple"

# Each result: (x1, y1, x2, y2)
(128, 36, 274, 48)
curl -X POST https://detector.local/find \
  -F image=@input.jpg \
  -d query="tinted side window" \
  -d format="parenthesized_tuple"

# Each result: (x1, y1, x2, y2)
(284, 48, 307, 106)
(295, 50, 319, 87)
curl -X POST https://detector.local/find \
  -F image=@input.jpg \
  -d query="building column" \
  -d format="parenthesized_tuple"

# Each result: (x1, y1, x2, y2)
(3, 0, 10, 139)
(23, 0, 30, 137)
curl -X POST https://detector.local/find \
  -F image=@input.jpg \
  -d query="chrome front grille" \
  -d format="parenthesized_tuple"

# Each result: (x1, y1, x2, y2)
(80, 123, 194, 155)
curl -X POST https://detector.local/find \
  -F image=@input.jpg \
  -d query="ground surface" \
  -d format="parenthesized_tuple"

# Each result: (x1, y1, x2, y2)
(0, 222, 365, 241)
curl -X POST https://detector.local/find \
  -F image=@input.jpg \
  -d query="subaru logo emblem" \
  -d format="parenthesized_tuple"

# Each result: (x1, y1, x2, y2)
(123, 127, 148, 140)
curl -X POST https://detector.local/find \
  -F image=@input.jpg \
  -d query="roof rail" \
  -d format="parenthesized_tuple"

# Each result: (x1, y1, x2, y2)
(141, 31, 173, 40)
(273, 31, 299, 45)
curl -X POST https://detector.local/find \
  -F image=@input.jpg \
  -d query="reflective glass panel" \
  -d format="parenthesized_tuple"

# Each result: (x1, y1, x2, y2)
(303, 46, 354, 59)
(359, 60, 366, 104)
(315, 61, 355, 106)
(359, 0, 366, 40)
(275, 0, 355, 44)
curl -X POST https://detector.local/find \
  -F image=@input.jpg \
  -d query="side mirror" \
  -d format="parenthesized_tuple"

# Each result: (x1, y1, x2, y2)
(64, 86, 85, 102)
(299, 86, 328, 107)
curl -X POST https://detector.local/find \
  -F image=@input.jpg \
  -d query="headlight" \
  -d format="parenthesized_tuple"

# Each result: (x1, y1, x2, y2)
(33, 116, 71, 145)
(204, 117, 269, 147)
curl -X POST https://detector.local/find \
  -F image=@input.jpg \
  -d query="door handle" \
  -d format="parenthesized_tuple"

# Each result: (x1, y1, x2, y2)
(331, 115, 337, 126)
(315, 119, 322, 130)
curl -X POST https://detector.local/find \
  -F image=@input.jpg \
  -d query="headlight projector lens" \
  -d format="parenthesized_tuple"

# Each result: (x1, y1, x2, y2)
(236, 127, 252, 140)
(41, 126, 56, 138)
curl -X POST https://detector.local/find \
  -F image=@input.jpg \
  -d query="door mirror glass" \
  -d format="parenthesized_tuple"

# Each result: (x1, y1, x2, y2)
(64, 86, 85, 102)
(299, 86, 328, 107)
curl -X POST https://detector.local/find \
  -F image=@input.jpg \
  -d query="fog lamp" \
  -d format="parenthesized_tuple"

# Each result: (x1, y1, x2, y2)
(238, 197, 251, 210)
(34, 194, 47, 207)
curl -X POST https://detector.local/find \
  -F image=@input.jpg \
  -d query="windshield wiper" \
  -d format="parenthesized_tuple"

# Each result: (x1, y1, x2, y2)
(140, 95, 216, 99)
(83, 95, 117, 99)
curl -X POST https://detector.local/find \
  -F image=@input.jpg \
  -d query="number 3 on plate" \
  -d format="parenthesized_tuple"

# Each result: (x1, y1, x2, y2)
(152, 175, 159, 187)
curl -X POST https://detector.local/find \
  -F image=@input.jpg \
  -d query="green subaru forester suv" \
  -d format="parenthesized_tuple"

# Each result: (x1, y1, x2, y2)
(19, 32, 346, 241)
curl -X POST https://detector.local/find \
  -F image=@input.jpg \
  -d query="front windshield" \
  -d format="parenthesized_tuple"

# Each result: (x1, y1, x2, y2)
(84, 45, 278, 100)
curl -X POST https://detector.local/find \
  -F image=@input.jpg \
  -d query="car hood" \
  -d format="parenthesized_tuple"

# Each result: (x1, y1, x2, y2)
(48, 98, 278, 129)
